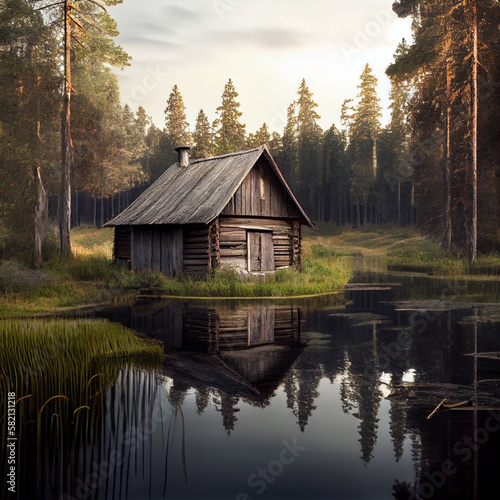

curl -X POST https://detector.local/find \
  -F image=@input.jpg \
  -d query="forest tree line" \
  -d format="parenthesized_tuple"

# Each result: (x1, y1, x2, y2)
(1, 0, 499, 267)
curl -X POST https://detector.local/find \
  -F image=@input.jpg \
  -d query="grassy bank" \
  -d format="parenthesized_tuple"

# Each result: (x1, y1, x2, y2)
(3, 224, 497, 317)
(306, 225, 500, 277)
(0, 226, 351, 317)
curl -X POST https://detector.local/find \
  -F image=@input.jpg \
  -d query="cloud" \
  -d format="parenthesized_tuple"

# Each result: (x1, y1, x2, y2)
(162, 5, 203, 23)
(110, 0, 413, 132)
(200, 27, 307, 51)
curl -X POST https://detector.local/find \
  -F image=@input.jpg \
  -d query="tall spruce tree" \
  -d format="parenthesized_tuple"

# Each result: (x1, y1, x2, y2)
(192, 109, 213, 158)
(164, 84, 191, 147)
(279, 102, 299, 187)
(344, 64, 382, 225)
(214, 79, 246, 154)
(296, 79, 323, 219)
(321, 125, 348, 224)
(247, 123, 271, 148)
(386, 40, 413, 226)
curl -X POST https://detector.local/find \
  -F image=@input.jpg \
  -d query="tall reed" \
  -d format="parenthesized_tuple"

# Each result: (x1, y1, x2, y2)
(0, 319, 163, 499)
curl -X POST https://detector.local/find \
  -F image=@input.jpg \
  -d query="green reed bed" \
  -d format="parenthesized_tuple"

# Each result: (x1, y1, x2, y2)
(0, 319, 163, 431)
(0, 318, 164, 498)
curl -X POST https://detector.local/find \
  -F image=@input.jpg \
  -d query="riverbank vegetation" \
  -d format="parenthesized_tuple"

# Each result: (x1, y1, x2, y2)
(0, 225, 352, 318)
(307, 224, 500, 277)
(0, 318, 164, 496)
(2, 225, 500, 318)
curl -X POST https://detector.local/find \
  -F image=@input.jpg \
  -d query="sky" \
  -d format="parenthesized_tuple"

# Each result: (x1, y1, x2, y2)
(109, 0, 413, 134)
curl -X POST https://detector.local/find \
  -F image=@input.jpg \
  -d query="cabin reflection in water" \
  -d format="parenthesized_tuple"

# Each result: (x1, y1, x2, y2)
(97, 301, 304, 400)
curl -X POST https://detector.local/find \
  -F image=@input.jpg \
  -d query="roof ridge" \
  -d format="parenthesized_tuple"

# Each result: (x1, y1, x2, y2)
(192, 145, 264, 164)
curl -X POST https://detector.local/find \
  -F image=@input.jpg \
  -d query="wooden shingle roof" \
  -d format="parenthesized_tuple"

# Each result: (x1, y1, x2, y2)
(105, 145, 312, 227)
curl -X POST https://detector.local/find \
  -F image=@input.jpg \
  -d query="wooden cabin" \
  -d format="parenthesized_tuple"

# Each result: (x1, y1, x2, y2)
(105, 145, 313, 276)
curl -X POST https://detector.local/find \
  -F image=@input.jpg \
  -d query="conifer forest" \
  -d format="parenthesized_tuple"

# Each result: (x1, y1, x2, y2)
(1, 0, 499, 267)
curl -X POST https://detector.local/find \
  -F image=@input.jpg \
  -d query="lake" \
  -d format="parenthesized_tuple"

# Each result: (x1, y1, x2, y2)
(2, 267, 500, 500)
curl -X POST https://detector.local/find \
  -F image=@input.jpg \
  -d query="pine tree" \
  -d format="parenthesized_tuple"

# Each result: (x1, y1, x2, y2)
(279, 102, 299, 186)
(144, 124, 169, 183)
(192, 109, 213, 158)
(247, 123, 271, 148)
(296, 79, 323, 219)
(35, 0, 130, 253)
(0, 0, 59, 266)
(386, 40, 413, 226)
(322, 125, 348, 224)
(214, 79, 246, 154)
(345, 64, 382, 225)
(164, 84, 191, 146)
(389, 0, 500, 256)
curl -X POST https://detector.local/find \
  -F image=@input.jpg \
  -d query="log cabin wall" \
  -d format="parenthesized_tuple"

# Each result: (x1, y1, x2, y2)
(217, 157, 303, 272)
(131, 225, 183, 277)
(183, 224, 212, 276)
(218, 216, 301, 271)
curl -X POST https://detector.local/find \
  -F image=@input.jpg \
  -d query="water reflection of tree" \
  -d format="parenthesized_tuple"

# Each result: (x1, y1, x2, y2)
(389, 400, 407, 462)
(283, 341, 326, 431)
(214, 392, 240, 434)
(195, 387, 211, 414)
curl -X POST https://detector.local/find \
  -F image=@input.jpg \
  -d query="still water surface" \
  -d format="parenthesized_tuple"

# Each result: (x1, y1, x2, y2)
(4, 269, 500, 499)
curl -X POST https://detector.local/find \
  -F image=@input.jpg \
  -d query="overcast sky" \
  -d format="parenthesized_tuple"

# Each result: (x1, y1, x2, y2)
(109, 0, 412, 134)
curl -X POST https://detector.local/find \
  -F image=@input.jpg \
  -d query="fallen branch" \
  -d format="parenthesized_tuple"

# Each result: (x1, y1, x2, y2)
(427, 398, 447, 420)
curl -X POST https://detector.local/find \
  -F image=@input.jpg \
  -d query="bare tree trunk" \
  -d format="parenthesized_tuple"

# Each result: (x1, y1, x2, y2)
(443, 0, 452, 253)
(410, 183, 416, 226)
(100, 197, 104, 228)
(443, 104, 452, 252)
(34, 166, 48, 269)
(73, 189, 79, 227)
(59, 0, 73, 255)
(468, 0, 478, 263)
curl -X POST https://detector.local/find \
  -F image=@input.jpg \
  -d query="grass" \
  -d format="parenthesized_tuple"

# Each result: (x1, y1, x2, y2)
(0, 225, 352, 317)
(2, 224, 496, 317)
(113, 238, 353, 298)
(387, 238, 467, 275)
(0, 319, 163, 393)
(71, 225, 114, 258)
(307, 224, 500, 277)
(0, 318, 164, 492)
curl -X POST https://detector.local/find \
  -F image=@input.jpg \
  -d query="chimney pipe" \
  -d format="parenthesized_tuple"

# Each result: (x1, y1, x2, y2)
(175, 146, 190, 167)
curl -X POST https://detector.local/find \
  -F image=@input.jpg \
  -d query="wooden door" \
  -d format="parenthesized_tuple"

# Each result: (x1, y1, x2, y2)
(247, 231, 275, 272)
(248, 307, 275, 346)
